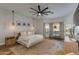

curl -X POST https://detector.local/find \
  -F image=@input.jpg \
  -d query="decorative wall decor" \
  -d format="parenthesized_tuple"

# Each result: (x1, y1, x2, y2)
(17, 23, 21, 26)
(16, 21, 26, 26)
(23, 23, 26, 26)
(54, 26, 57, 29)
(27, 23, 30, 26)
(53, 23, 60, 31)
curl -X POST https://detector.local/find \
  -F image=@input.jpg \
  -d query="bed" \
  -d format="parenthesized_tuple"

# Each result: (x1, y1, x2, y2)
(17, 32, 44, 48)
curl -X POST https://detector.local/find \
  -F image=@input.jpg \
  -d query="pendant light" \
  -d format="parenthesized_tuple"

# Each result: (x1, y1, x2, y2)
(12, 10, 15, 25)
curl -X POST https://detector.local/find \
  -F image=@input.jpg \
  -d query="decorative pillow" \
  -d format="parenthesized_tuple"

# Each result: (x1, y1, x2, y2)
(27, 31, 34, 36)
(20, 32, 27, 36)
(5, 32, 14, 37)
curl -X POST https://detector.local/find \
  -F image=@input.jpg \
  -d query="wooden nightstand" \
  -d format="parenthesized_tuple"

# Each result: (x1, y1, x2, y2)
(5, 36, 16, 47)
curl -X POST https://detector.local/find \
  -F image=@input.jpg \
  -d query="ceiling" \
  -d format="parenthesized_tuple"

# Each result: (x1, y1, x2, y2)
(0, 3, 78, 19)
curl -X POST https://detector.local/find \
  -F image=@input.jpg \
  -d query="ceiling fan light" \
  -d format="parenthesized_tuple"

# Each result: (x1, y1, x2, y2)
(30, 5, 53, 16)
(38, 13, 41, 15)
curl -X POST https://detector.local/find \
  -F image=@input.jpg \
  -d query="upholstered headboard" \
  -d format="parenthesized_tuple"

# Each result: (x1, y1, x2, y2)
(16, 33, 21, 40)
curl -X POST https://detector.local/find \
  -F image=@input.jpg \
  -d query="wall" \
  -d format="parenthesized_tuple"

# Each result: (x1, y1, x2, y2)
(0, 4, 77, 45)
(33, 17, 43, 34)
(33, 12, 75, 39)
(74, 4, 79, 25)
(44, 17, 65, 38)
(0, 9, 33, 45)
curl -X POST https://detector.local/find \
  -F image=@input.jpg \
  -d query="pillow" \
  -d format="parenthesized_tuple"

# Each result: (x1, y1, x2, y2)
(27, 31, 34, 36)
(5, 32, 14, 37)
(20, 32, 27, 36)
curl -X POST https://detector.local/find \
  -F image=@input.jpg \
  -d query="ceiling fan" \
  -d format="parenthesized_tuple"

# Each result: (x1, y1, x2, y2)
(30, 5, 54, 16)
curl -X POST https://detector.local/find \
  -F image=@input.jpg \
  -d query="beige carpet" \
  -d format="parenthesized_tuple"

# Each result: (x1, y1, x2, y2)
(9, 39, 63, 55)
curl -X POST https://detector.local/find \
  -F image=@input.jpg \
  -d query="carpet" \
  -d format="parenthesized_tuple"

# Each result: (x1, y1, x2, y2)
(9, 39, 64, 55)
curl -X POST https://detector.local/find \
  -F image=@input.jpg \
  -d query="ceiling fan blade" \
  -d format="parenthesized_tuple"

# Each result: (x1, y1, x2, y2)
(37, 14, 39, 16)
(43, 13, 48, 15)
(43, 11, 50, 13)
(29, 11, 37, 13)
(32, 13, 36, 15)
(30, 8, 38, 12)
(40, 13, 43, 16)
(49, 12, 54, 14)
(32, 12, 38, 15)
(38, 5, 41, 11)
(41, 7, 48, 12)
(43, 11, 54, 14)
(32, 13, 38, 15)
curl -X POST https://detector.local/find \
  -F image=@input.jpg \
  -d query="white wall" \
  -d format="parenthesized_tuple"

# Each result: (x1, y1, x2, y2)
(0, 9, 33, 45)
(33, 12, 75, 39)
(33, 17, 43, 34)
(0, 5, 77, 45)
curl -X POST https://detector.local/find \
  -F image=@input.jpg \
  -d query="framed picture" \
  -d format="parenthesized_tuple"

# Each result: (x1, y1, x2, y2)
(53, 23, 60, 31)
(23, 23, 26, 26)
(27, 23, 30, 26)
(17, 23, 21, 26)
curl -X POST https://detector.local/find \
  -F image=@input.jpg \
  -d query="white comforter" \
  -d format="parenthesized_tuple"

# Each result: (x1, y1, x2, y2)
(17, 34, 44, 48)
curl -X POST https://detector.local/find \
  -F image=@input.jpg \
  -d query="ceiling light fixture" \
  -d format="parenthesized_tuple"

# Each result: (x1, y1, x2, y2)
(38, 13, 41, 16)
(30, 5, 54, 16)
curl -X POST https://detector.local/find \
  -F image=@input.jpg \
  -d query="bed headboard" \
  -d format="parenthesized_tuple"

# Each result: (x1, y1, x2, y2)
(16, 33, 21, 40)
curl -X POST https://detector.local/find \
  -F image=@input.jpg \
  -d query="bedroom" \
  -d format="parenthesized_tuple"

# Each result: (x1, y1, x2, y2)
(0, 3, 78, 55)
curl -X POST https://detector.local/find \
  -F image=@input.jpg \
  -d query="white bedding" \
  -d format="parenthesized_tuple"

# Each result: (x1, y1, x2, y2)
(17, 34, 44, 48)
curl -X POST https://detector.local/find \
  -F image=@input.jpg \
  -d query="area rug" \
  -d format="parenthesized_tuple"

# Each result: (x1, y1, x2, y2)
(9, 39, 64, 55)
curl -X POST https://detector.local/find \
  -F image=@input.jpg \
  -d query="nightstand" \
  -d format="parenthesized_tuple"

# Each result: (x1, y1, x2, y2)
(5, 36, 16, 47)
